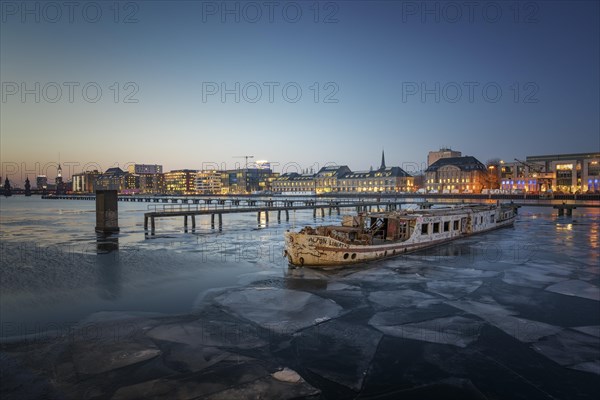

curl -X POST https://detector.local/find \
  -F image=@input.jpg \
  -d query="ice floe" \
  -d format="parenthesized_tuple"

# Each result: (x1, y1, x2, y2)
(448, 300, 562, 342)
(146, 320, 267, 349)
(569, 361, 600, 375)
(571, 325, 600, 338)
(425, 280, 483, 299)
(111, 361, 320, 400)
(368, 314, 483, 348)
(369, 289, 442, 309)
(72, 339, 161, 375)
(545, 280, 600, 301)
(213, 288, 344, 333)
(532, 330, 600, 373)
(502, 267, 568, 289)
(294, 319, 382, 391)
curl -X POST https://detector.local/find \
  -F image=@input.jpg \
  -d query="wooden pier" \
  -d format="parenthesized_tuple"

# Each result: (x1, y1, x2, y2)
(143, 199, 406, 234)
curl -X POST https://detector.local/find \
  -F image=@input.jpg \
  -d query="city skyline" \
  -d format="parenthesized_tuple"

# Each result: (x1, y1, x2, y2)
(1, 147, 598, 187)
(1, 1, 599, 183)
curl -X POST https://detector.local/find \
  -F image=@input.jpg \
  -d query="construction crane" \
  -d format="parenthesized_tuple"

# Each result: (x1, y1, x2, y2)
(514, 158, 544, 173)
(234, 155, 254, 169)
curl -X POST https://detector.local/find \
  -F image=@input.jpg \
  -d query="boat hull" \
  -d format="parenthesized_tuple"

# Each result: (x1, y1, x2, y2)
(284, 207, 516, 267)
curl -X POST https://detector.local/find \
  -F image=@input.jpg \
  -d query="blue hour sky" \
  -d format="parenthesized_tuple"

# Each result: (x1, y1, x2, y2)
(1, 1, 598, 182)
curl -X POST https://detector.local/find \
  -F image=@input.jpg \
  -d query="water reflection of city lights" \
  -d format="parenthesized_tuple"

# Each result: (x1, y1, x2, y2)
(590, 223, 599, 249)
(556, 223, 573, 231)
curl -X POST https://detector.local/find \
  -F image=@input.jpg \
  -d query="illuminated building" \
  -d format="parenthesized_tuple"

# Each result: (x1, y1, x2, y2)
(195, 170, 223, 194)
(94, 167, 140, 193)
(425, 156, 487, 193)
(127, 164, 164, 194)
(221, 168, 273, 194)
(499, 160, 547, 193)
(128, 164, 163, 174)
(314, 165, 352, 194)
(427, 147, 462, 167)
(338, 168, 413, 193)
(337, 151, 413, 192)
(36, 175, 48, 190)
(164, 169, 197, 195)
(272, 173, 316, 194)
(526, 153, 600, 193)
(72, 170, 101, 193)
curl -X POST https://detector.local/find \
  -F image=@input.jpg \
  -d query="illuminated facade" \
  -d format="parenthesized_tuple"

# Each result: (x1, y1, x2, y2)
(314, 165, 352, 194)
(425, 156, 487, 193)
(273, 153, 414, 194)
(126, 164, 165, 194)
(137, 173, 165, 194)
(338, 167, 413, 192)
(164, 169, 197, 195)
(526, 153, 600, 193)
(94, 167, 140, 193)
(128, 164, 163, 174)
(36, 175, 48, 190)
(72, 170, 101, 193)
(195, 170, 223, 194)
(272, 173, 316, 194)
(218, 169, 273, 194)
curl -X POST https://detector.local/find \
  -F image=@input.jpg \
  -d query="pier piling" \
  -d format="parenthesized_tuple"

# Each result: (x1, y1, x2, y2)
(95, 190, 119, 234)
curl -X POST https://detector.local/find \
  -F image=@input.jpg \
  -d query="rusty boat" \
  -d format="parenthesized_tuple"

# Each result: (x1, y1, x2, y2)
(284, 204, 517, 267)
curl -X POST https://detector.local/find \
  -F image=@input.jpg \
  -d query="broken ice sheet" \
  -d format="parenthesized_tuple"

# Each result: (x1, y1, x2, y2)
(421, 266, 500, 281)
(213, 288, 344, 334)
(532, 330, 600, 371)
(326, 282, 360, 291)
(502, 267, 568, 289)
(164, 345, 253, 373)
(237, 270, 282, 286)
(340, 267, 424, 285)
(569, 361, 600, 375)
(368, 314, 483, 348)
(294, 319, 382, 391)
(72, 339, 161, 375)
(111, 361, 270, 400)
(205, 372, 320, 400)
(571, 326, 600, 338)
(545, 280, 600, 301)
(448, 300, 563, 343)
(146, 320, 267, 349)
(369, 289, 442, 309)
(425, 280, 483, 299)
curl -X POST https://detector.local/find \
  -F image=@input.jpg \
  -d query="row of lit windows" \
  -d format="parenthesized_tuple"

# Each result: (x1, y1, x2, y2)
(428, 178, 471, 184)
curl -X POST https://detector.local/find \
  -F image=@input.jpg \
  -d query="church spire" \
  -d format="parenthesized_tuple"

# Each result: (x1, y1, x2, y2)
(380, 149, 386, 170)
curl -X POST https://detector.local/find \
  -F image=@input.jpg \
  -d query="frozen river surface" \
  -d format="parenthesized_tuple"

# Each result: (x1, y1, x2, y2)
(1, 197, 599, 399)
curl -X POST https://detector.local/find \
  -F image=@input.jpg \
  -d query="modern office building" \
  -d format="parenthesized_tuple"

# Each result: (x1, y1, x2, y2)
(128, 164, 163, 174)
(164, 169, 197, 195)
(222, 168, 274, 194)
(195, 170, 223, 194)
(127, 164, 165, 194)
(526, 153, 600, 193)
(36, 175, 48, 190)
(72, 170, 101, 193)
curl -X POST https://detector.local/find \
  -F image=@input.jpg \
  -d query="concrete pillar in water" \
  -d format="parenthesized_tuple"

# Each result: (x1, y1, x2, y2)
(95, 190, 119, 233)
